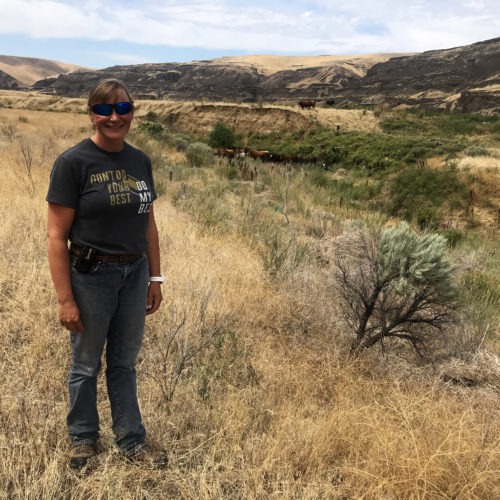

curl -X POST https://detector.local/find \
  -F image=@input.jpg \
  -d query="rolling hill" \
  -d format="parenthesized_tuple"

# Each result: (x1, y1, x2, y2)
(0, 55, 91, 86)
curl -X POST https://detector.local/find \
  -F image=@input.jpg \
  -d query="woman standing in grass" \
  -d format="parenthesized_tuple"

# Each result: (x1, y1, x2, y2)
(46, 78, 167, 469)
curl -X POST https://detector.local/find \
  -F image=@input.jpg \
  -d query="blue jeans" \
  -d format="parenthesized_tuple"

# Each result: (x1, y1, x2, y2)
(68, 255, 149, 453)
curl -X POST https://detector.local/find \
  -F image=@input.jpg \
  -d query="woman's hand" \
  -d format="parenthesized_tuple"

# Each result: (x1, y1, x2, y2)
(59, 298, 84, 332)
(146, 282, 163, 315)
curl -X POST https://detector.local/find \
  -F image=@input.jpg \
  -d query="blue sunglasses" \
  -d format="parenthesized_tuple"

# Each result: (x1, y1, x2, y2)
(91, 101, 134, 116)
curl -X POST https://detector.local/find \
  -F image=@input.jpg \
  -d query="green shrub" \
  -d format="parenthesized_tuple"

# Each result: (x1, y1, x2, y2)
(318, 146, 345, 168)
(186, 142, 214, 167)
(464, 145, 490, 157)
(208, 121, 236, 148)
(388, 167, 468, 229)
(136, 120, 166, 139)
(172, 133, 190, 151)
(144, 111, 159, 121)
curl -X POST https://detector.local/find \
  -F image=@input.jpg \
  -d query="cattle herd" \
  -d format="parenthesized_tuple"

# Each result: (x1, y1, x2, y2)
(213, 147, 320, 166)
(211, 97, 339, 171)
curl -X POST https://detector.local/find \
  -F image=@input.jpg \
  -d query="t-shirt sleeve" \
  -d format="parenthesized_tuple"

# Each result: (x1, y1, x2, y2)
(46, 155, 81, 209)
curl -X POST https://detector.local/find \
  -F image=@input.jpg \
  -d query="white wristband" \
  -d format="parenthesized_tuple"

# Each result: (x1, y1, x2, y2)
(149, 275, 165, 283)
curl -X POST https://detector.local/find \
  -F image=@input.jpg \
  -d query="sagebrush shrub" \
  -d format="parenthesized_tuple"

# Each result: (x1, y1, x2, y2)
(186, 142, 214, 167)
(334, 222, 456, 356)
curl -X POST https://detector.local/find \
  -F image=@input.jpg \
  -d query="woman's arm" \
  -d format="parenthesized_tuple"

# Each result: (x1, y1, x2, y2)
(145, 206, 163, 315)
(47, 202, 84, 332)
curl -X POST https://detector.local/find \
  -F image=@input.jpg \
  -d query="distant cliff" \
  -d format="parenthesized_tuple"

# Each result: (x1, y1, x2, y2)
(2, 38, 499, 113)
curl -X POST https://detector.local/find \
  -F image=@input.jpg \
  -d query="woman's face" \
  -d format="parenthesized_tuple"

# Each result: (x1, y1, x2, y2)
(89, 89, 134, 151)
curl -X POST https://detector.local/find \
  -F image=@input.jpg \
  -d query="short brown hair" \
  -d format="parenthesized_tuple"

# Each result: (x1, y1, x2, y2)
(87, 78, 133, 109)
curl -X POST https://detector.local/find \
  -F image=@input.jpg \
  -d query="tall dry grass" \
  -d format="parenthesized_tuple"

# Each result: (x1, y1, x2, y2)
(0, 107, 499, 499)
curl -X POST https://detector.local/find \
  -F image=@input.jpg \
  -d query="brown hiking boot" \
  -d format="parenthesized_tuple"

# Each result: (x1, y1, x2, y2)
(124, 443, 168, 468)
(68, 443, 97, 469)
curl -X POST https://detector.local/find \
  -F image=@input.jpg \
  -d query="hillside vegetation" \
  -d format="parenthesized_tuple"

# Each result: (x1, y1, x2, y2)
(0, 94, 499, 499)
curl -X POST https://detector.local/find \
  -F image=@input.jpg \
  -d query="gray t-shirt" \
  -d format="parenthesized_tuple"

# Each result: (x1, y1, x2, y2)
(46, 138, 157, 255)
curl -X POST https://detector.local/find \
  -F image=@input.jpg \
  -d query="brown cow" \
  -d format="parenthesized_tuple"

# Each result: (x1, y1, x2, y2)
(248, 149, 270, 160)
(298, 99, 316, 109)
(213, 147, 236, 158)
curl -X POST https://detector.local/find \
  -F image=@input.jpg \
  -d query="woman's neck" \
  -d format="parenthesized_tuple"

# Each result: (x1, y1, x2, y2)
(90, 134, 125, 153)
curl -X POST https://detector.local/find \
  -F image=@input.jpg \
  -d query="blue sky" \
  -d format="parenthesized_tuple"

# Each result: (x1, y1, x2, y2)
(0, 0, 498, 69)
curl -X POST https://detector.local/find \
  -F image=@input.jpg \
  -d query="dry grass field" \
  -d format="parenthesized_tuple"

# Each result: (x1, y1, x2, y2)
(0, 101, 499, 499)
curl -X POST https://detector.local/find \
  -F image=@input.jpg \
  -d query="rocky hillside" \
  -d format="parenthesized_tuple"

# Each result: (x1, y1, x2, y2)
(336, 37, 500, 113)
(29, 54, 398, 104)
(2, 38, 499, 113)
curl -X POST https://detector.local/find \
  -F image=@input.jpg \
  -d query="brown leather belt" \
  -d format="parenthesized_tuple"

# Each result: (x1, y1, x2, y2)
(70, 245, 143, 264)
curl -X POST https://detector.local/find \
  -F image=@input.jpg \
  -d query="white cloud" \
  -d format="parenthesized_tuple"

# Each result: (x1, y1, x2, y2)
(0, 0, 498, 55)
(463, 0, 485, 9)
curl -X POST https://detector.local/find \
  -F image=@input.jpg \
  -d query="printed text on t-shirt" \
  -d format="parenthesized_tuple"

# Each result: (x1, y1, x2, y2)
(90, 168, 152, 214)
